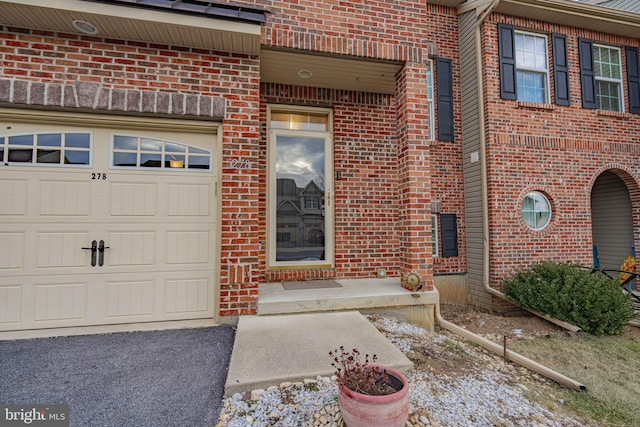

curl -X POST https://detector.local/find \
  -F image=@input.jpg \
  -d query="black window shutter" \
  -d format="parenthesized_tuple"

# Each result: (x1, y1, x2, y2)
(552, 33, 570, 106)
(436, 57, 454, 142)
(579, 38, 597, 109)
(626, 46, 640, 114)
(498, 24, 517, 100)
(440, 213, 458, 257)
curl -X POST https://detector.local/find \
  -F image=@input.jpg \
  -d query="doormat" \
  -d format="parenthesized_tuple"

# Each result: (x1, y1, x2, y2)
(281, 280, 343, 290)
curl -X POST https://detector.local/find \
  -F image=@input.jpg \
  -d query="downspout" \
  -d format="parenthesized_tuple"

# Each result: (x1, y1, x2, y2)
(434, 0, 586, 393)
(434, 302, 586, 391)
(471, 0, 581, 333)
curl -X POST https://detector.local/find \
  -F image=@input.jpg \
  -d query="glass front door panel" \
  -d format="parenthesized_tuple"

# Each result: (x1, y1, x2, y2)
(275, 135, 326, 262)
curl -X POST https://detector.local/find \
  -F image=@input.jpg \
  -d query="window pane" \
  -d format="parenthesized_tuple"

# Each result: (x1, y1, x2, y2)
(189, 147, 208, 155)
(37, 149, 61, 163)
(140, 153, 161, 167)
(270, 112, 289, 129)
(113, 135, 137, 150)
(113, 152, 137, 167)
(596, 81, 621, 112)
(166, 155, 185, 168)
(165, 142, 185, 153)
(517, 71, 545, 104)
(64, 150, 90, 165)
(8, 148, 32, 162)
(37, 134, 62, 147)
(8, 135, 33, 146)
(187, 155, 210, 169)
(140, 138, 162, 152)
(308, 114, 328, 131)
(66, 133, 90, 148)
(0, 146, 4, 163)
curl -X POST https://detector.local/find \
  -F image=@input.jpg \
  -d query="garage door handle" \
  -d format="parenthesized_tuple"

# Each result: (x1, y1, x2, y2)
(98, 240, 110, 267)
(82, 240, 98, 267)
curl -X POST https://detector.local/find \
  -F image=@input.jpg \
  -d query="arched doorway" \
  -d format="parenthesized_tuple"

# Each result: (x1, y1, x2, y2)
(591, 171, 634, 270)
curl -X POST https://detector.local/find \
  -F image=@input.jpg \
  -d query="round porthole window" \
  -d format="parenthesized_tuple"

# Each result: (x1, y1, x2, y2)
(521, 191, 551, 230)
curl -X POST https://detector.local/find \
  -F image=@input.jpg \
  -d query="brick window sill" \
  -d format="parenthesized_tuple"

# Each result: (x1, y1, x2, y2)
(515, 101, 555, 111)
(596, 109, 633, 119)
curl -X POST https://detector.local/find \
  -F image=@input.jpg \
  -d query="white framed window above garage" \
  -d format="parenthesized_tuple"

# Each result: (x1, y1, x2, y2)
(0, 131, 92, 167)
(110, 135, 212, 170)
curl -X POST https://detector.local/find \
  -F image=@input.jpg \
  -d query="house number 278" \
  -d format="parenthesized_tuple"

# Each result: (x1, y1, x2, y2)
(231, 158, 251, 169)
(92, 173, 107, 180)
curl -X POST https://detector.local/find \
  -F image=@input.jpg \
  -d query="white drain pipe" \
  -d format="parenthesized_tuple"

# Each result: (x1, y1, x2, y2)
(434, 302, 587, 392)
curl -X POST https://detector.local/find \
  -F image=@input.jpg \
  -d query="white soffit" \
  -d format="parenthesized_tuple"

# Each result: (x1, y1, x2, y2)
(260, 49, 402, 95)
(0, 0, 262, 54)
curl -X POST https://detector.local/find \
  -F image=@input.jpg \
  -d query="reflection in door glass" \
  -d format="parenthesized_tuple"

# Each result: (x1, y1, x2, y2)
(275, 135, 326, 262)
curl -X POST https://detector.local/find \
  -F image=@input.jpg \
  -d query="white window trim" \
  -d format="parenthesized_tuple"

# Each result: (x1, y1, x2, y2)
(0, 131, 93, 168)
(431, 214, 439, 257)
(267, 105, 334, 269)
(522, 191, 552, 231)
(515, 30, 550, 104)
(593, 44, 625, 113)
(426, 59, 435, 141)
(109, 133, 213, 171)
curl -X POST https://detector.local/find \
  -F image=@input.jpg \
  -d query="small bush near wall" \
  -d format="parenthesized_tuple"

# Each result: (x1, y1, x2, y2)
(502, 262, 636, 335)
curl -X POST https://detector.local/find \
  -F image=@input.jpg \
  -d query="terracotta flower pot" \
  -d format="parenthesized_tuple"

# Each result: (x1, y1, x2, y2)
(337, 364, 409, 427)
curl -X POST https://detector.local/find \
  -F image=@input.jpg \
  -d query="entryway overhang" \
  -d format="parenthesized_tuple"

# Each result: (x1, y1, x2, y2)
(0, 0, 265, 55)
(260, 48, 403, 95)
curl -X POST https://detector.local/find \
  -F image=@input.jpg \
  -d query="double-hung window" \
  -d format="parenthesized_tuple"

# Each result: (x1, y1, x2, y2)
(593, 44, 623, 112)
(515, 31, 549, 104)
(499, 24, 551, 104)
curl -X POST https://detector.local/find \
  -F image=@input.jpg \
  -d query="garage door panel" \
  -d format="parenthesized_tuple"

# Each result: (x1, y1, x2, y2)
(166, 231, 210, 265)
(165, 278, 210, 314)
(167, 183, 211, 216)
(0, 179, 27, 216)
(0, 232, 24, 270)
(0, 285, 21, 324)
(33, 283, 87, 322)
(39, 181, 91, 216)
(106, 280, 155, 318)
(107, 232, 156, 266)
(36, 232, 91, 268)
(110, 182, 157, 216)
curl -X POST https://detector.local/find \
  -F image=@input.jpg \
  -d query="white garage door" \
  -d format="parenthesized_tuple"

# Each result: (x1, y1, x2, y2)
(0, 111, 220, 331)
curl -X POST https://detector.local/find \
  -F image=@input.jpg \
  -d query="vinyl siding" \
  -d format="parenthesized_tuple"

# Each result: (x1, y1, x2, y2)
(459, 11, 490, 309)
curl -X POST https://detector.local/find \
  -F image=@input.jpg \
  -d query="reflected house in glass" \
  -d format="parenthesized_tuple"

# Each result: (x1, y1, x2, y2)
(276, 178, 325, 261)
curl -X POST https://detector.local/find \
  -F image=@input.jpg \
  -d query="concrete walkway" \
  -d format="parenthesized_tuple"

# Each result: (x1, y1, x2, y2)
(225, 311, 413, 395)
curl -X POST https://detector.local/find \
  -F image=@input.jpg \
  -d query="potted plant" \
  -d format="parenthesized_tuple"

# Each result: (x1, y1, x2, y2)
(329, 346, 409, 427)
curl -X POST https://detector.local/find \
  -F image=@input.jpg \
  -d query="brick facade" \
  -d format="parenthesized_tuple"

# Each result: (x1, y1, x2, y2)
(481, 13, 640, 290)
(0, 2, 466, 318)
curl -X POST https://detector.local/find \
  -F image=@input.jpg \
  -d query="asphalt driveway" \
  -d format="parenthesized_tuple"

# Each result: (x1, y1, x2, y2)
(0, 326, 235, 426)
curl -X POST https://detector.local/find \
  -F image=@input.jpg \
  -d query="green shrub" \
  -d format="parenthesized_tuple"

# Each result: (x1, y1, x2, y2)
(502, 261, 636, 335)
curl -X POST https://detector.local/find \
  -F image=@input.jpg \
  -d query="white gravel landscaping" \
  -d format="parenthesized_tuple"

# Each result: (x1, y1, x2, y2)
(216, 315, 592, 427)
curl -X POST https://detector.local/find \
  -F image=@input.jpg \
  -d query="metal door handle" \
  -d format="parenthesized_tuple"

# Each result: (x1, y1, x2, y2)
(82, 240, 98, 267)
(98, 240, 110, 267)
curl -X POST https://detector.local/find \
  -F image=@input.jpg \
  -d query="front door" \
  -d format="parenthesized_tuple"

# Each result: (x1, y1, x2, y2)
(268, 107, 333, 268)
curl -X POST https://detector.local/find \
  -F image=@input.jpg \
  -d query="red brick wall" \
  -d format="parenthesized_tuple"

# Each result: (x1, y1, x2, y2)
(1, 1, 468, 316)
(481, 14, 640, 287)
(0, 26, 262, 317)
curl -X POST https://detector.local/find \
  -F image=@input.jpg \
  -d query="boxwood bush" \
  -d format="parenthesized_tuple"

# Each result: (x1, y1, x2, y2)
(501, 261, 636, 335)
